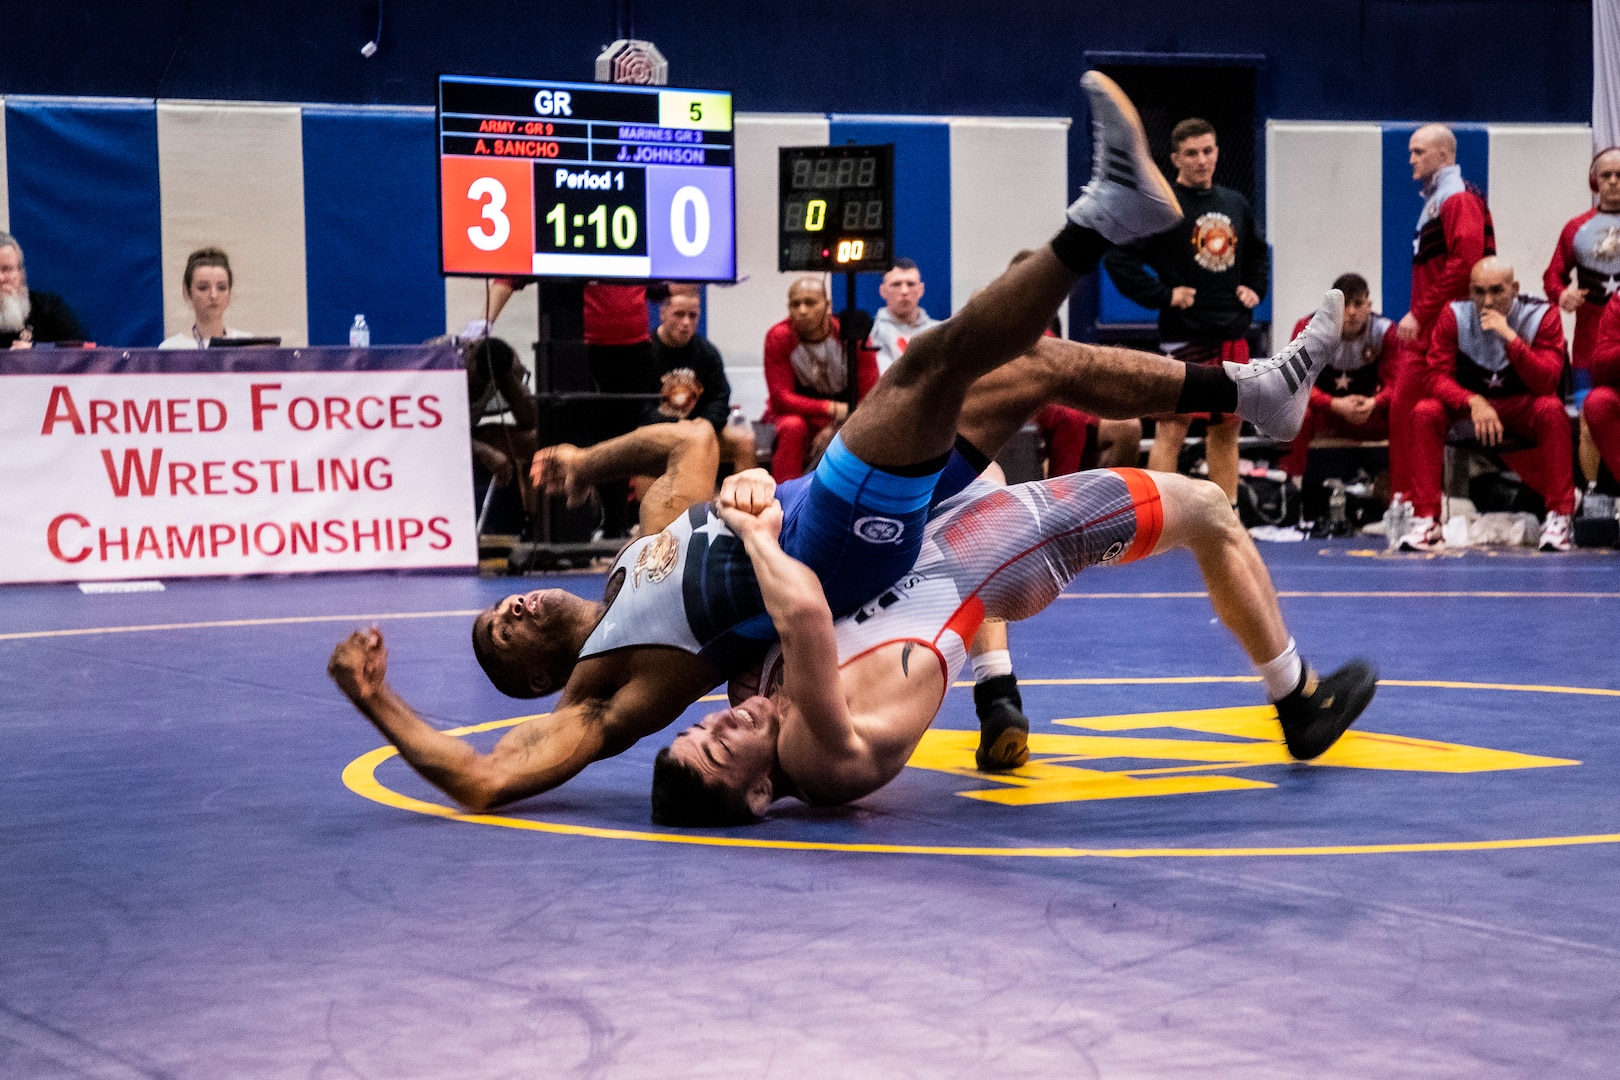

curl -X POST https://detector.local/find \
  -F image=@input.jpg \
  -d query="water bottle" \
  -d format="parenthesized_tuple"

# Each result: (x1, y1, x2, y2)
(349, 314, 370, 348)
(1327, 479, 1347, 535)
(1382, 493, 1409, 551)
(1582, 482, 1615, 521)
(726, 404, 750, 436)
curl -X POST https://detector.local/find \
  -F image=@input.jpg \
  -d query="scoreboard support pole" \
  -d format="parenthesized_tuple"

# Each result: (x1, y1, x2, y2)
(507, 282, 649, 573)
(839, 268, 873, 418)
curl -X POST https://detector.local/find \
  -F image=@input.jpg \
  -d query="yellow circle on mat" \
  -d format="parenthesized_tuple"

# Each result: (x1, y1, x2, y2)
(342, 677, 1620, 859)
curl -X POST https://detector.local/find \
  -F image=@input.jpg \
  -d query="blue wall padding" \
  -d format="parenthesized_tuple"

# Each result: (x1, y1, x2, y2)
(5, 99, 164, 347)
(301, 106, 444, 346)
(1380, 124, 1490, 322)
(825, 118, 951, 319)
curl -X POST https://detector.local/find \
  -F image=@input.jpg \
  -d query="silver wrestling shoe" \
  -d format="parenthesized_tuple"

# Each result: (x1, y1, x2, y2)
(1228, 289, 1345, 441)
(1066, 71, 1182, 244)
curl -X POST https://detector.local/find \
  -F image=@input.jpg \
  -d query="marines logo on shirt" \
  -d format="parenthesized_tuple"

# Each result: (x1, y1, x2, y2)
(632, 529, 680, 588)
(1191, 212, 1238, 272)
(1574, 213, 1620, 302)
(657, 367, 703, 419)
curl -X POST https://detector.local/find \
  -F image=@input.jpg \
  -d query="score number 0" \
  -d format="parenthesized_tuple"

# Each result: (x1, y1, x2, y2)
(463, 177, 714, 257)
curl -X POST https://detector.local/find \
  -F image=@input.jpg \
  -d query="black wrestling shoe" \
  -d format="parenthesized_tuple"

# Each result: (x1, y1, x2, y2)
(1274, 660, 1378, 761)
(974, 674, 1031, 771)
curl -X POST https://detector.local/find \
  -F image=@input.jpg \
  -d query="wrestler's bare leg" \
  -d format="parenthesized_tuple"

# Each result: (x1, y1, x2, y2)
(841, 246, 1085, 469)
(955, 337, 1192, 459)
(1148, 472, 1289, 664)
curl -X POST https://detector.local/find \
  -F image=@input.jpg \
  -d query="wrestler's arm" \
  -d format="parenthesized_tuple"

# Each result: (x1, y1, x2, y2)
(532, 419, 718, 533)
(330, 627, 606, 811)
(713, 502, 863, 767)
(332, 629, 710, 811)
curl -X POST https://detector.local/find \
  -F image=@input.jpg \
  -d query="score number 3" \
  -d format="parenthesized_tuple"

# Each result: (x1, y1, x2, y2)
(466, 177, 510, 252)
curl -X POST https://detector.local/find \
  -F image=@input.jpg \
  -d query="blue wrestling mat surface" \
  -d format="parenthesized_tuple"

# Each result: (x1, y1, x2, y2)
(3, 541, 1618, 1078)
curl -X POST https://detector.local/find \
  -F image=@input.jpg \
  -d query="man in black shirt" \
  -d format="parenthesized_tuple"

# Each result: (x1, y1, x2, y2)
(0, 232, 86, 349)
(1104, 119, 1269, 504)
(648, 286, 755, 470)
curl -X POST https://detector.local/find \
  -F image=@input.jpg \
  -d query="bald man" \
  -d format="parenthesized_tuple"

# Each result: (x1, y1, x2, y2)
(1391, 125, 1497, 506)
(1545, 148, 1620, 375)
(1402, 256, 1574, 551)
(761, 276, 880, 482)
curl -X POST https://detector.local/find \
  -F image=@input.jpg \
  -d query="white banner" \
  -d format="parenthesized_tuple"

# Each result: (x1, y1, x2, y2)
(1, 368, 476, 582)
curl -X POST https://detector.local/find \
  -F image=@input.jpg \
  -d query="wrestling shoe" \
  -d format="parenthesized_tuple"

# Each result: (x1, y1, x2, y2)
(1539, 511, 1573, 552)
(1066, 72, 1182, 245)
(973, 674, 1030, 771)
(1397, 515, 1442, 552)
(1274, 659, 1378, 761)
(1227, 289, 1344, 441)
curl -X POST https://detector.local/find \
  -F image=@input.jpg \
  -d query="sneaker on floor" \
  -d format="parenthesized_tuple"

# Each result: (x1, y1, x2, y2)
(1226, 289, 1344, 440)
(1066, 72, 1182, 244)
(1275, 659, 1379, 761)
(973, 674, 1030, 771)
(1539, 511, 1573, 552)
(1396, 515, 1442, 552)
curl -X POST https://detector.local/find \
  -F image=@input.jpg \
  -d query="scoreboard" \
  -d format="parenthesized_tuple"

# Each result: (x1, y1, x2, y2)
(438, 75, 736, 281)
(778, 144, 894, 274)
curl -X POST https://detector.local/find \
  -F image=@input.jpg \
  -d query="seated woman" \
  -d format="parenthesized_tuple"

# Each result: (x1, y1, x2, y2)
(159, 247, 255, 348)
(650, 466, 1377, 826)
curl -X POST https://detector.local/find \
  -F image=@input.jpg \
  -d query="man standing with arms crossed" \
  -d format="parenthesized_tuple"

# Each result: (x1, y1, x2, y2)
(1105, 118, 1269, 505)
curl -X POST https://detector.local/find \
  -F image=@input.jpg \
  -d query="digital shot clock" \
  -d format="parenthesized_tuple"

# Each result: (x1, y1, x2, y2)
(777, 144, 895, 274)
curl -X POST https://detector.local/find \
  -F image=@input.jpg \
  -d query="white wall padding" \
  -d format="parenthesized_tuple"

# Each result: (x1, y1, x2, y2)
(705, 113, 828, 418)
(1266, 122, 1384, 329)
(1487, 125, 1595, 298)
(948, 117, 1070, 316)
(156, 101, 308, 346)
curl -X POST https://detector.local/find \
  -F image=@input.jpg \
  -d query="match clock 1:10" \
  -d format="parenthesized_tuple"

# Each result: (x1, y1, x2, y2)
(534, 166, 650, 263)
(777, 144, 894, 274)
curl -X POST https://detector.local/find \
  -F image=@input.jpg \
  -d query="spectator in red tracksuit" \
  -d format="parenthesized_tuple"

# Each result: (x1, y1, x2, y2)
(1544, 147, 1620, 374)
(1279, 273, 1395, 482)
(1392, 125, 1496, 505)
(761, 277, 879, 482)
(1401, 257, 1574, 552)
(1584, 292, 1620, 486)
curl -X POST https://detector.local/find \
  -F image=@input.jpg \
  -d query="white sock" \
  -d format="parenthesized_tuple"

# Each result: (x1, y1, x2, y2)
(972, 649, 1014, 682)
(1256, 638, 1304, 701)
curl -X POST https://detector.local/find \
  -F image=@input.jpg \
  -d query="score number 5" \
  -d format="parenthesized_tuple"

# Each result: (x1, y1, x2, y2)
(466, 177, 510, 252)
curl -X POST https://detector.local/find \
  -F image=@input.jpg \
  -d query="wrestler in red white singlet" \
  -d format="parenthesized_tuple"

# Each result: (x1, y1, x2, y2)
(650, 467, 1377, 826)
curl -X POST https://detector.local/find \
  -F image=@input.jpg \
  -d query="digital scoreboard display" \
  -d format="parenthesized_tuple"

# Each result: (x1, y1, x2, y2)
(778, 144, 894, 274)
(438, 75, 735, 281)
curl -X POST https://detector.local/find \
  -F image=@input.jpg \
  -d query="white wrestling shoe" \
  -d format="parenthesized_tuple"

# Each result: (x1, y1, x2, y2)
(1539, 511, 1573, 552)
(1066, 72, 1182, 244)
(1227, 289, 1344, 441)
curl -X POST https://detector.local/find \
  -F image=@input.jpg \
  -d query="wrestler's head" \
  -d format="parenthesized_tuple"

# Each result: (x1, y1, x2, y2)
(471, 589, 590, 698)
(1470, 256, 1519, 317)
(650, 696, 781, 826)
(1593, 147, 1620, 211)
(1408, 124, 1456, 184)
(787, 277, 831, 342)
(1331, 272, 1373, 338)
